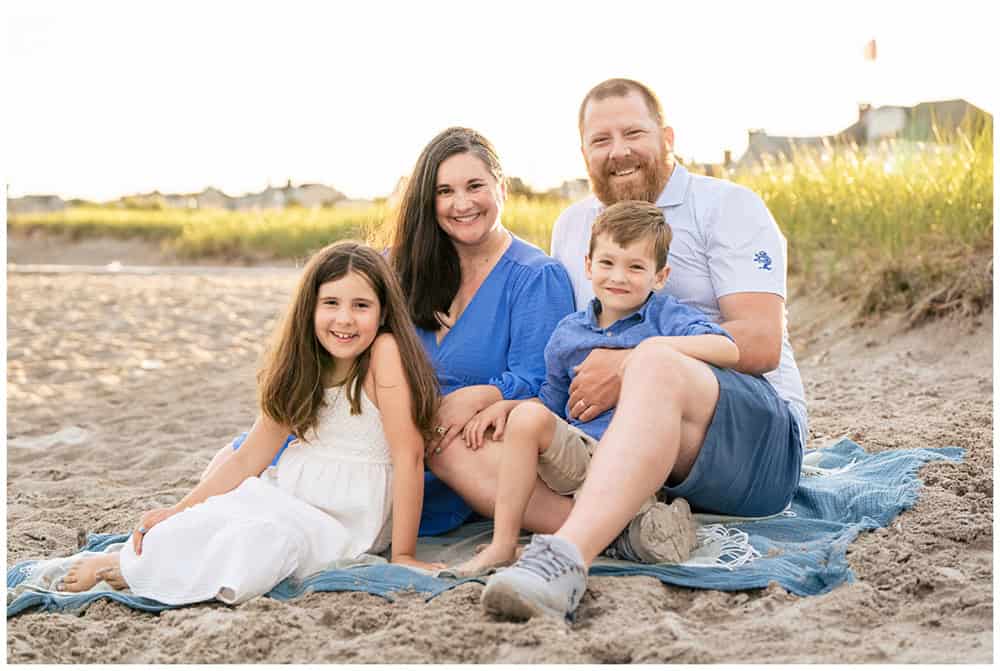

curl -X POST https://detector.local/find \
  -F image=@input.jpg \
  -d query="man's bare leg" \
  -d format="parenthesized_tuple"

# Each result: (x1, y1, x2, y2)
(556, 343, 720, 564)
(453, 403, 557, 576)
(481, 344, 722, 621)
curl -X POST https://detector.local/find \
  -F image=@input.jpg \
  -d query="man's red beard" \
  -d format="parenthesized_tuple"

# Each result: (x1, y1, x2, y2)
(588, 148, 672, 205)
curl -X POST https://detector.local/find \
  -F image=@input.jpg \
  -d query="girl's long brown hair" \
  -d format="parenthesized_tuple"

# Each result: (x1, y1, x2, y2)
(258, 241, 439, 439)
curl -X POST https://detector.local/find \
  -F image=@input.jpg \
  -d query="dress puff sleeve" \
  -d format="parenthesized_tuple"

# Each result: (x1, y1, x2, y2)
(489, 261, 576, 400)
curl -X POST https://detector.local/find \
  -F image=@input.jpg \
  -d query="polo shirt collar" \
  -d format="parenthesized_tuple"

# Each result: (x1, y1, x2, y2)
(655, 163, 690, 207)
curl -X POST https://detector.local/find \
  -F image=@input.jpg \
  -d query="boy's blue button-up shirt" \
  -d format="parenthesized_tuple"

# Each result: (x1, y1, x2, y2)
(537, 291, 733, 441)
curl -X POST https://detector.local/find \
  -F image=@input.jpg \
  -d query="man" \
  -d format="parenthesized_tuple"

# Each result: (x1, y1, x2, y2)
(480, 78, 808, 622)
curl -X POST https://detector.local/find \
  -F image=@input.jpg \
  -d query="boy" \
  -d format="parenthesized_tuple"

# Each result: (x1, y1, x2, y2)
(452, 201, 739, 577)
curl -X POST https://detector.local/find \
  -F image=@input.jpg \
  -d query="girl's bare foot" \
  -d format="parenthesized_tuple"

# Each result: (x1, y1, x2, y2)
(451, 542, 520, 578)
(58, 554, 126, 592)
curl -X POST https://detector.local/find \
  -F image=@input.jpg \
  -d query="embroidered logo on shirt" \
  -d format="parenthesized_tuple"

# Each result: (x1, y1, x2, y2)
(754, 250, 773, 271)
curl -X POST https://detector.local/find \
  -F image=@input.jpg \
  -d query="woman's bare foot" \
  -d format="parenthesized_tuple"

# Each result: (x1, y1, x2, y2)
(58, 554, 127, 592)
(451, 542, 520, 578)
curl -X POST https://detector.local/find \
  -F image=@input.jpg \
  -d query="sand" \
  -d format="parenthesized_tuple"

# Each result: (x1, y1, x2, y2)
(5, 235, 993, 663)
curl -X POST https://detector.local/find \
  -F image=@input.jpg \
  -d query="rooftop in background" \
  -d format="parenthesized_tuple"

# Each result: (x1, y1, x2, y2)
(7, 180, 350, 216)
(732, 99, 992, 173)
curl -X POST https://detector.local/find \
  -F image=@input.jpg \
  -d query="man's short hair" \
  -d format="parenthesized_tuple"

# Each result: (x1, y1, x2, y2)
(578, 78, 666, 135)
(589, 201, 672, 271)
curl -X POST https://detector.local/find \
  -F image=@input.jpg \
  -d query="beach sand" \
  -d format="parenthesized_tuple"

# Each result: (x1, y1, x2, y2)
(6, 235, 993, 663)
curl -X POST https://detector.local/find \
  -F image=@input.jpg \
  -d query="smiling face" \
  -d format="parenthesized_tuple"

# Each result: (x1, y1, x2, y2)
(313, 270, 382, 377)
(585, 232, 669, 325)
(581, 90, 675, 206)
(434, 151, 506, 248)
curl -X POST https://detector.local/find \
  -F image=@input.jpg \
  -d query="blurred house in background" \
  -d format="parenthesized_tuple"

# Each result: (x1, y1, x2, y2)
(212, 181, 346, 211)
(6, 194, 67, 214)
(195, 187, 230, 210)
(6, 180, 350, 213)
(732, 98, 991, 173)
(545, 178, 590, 201)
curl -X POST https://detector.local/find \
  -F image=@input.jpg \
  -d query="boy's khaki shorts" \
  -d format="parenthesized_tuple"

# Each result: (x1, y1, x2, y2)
(537, 415, 600, 496)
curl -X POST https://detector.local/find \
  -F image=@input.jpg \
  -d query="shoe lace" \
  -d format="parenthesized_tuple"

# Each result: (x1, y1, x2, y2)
(603, 528, 637, 562)
(518, 539, 582, 582)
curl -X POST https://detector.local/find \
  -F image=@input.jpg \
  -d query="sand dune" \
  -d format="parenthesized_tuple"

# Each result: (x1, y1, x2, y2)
(5, 236, 993, 663)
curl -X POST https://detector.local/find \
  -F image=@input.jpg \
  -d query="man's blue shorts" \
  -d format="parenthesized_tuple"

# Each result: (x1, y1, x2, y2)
(660, 366, 803, 517)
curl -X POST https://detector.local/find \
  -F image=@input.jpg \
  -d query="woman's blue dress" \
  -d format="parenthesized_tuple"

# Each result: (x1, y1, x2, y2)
(416, 236, 575, 535)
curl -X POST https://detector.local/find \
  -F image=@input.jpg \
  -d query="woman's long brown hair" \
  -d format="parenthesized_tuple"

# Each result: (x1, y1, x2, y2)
(258, 241, 439, 439)
(390, 126, 505, 330)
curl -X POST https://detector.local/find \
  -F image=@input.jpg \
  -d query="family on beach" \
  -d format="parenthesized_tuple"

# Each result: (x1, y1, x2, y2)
(58, 78, 808, 623)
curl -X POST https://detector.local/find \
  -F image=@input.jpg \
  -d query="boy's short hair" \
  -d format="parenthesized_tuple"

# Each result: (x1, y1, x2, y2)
(589, 201, 672, 270)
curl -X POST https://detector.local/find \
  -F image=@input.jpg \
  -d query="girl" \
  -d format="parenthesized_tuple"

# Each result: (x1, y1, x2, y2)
(58, 241, 445, 604)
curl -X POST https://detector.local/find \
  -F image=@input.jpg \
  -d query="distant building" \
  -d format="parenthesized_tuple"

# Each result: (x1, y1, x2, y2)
(546, 178, 590, 201)
(733, 98, 991, 172)
(162, 193, 196, 209)
(194, 187, 230, 210)
(7, 194, 67, 214)
(285, 182, 345, 208)
(91, 180, 352, 212)
(683, 150, 734, 178)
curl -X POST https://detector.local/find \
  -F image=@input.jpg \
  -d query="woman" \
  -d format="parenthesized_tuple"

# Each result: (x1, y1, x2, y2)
(390, 127, 576, 535)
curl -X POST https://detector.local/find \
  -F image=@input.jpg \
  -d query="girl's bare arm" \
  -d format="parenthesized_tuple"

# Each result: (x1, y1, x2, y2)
(370, 334, 443, 571)
(171, 413, 290, 513)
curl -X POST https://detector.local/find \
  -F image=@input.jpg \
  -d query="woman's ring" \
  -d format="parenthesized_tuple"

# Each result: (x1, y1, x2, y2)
(435, 425, 447, 436)
(138, 526, 148, 534)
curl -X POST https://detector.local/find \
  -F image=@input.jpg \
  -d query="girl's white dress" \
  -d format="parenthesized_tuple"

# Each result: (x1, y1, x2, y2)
(118, 388, 394, 605)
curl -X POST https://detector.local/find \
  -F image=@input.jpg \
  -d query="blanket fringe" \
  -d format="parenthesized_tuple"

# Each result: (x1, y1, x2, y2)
(696, 524, 761, 570)
(801, 453, 858, 478)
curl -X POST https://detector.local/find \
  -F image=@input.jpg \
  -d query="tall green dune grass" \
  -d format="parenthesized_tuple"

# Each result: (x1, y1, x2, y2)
(9, 124, 992, 320)
(731, 123, 992, 321)
(9, 196, 563, 261)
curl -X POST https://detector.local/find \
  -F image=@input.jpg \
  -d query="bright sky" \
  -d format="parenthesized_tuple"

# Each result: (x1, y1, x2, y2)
(6, 0, 996, 201)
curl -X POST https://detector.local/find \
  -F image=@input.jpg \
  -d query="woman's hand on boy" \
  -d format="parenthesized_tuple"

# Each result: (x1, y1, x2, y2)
(569, 348, 628, 421)
(131, 507, 177, 555)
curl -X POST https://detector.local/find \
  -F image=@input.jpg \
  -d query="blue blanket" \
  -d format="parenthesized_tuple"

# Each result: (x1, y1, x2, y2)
(7, 439, 962, 617)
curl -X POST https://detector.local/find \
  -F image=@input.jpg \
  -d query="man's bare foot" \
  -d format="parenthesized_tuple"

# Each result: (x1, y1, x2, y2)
(57, 554, 126, 592)
(451, 542, 520, 578)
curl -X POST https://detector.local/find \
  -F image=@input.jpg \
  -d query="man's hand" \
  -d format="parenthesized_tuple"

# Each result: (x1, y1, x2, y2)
(567, 348, 630, 421)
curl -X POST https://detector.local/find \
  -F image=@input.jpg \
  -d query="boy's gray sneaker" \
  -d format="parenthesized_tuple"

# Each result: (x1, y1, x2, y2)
(604, 498, 698, 564)
(480, 534, 587, 622)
